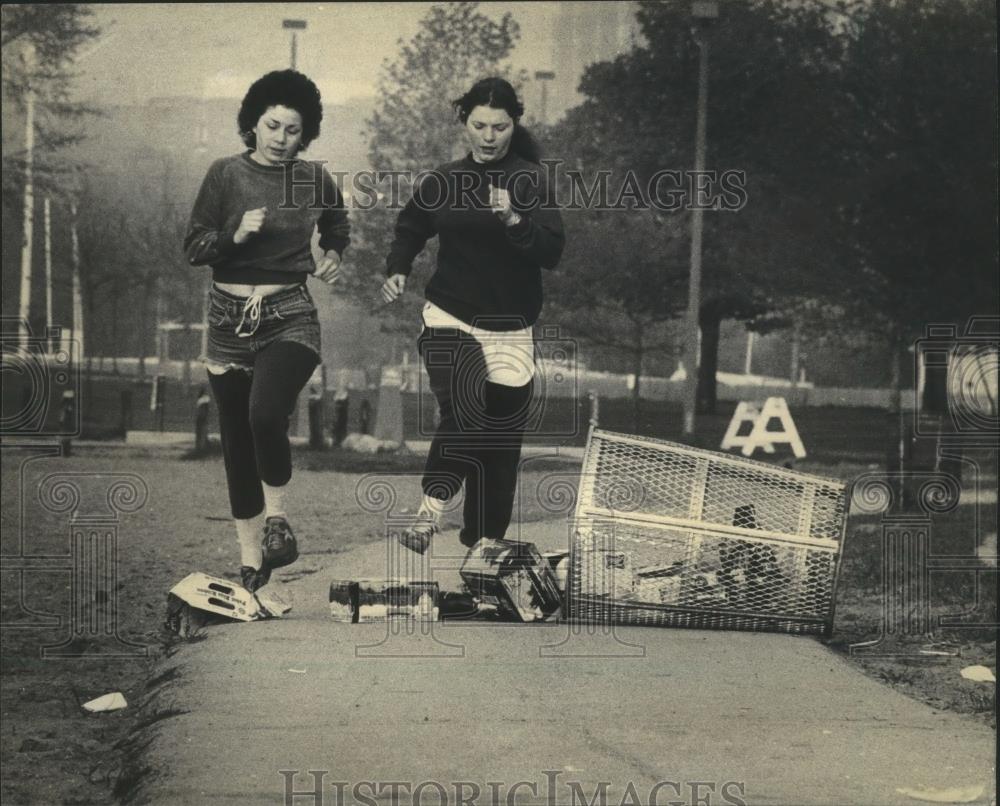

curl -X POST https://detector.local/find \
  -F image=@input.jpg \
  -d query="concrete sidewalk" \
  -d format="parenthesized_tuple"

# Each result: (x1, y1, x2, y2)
(129, 521, 995, 806)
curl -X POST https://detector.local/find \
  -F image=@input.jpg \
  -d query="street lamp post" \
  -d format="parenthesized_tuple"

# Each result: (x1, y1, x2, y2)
(534, 70, 555, 127)
(283, 19, 307, 70)
(681, 1, 718, 437)
(18, 42, 37, 349)
(44, 196, 52, 353)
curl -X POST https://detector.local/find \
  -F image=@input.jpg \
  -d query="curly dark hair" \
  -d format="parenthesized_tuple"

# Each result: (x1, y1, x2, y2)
(237, 70, 323, 151)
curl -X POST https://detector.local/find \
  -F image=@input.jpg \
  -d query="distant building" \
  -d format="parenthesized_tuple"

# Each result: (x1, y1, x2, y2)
(521, 1, 641, 125)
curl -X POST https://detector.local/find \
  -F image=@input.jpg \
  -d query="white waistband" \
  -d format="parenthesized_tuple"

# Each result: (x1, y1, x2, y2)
(422, 302, 535, 386)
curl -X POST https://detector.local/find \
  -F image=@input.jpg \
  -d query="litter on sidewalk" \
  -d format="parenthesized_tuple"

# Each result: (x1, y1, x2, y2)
(329, 580, 439, 623)
(959, 665, 996, 683)
(542, 550, 570, 592)
(165, 572, 291, 637)
(437, 589, 501, 620)
(165, 427, 850, 639)
(327, 543, 566, 625)
(83, 692, 128, 713)
(460, 538, 563, 622)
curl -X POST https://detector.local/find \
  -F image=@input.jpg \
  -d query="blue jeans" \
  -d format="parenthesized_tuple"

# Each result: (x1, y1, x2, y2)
(204, 283, 321, 373)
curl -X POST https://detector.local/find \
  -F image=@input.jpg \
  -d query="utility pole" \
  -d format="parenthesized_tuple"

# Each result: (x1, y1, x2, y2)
(681, 1, 718, 436)
(283, 19, 307, 70)
(18, 42, 37, 349)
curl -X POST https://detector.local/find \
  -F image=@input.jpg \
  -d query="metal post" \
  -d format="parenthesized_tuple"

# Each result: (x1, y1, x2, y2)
(283, 19, 307, 70)
(69, 200, 84, 363)
(44, 196, 53, 353)
(682, 28, 710, 435)
(18, 43, 37, 349)
(588, 390, 600, 428)
(534, 70, 555, 126)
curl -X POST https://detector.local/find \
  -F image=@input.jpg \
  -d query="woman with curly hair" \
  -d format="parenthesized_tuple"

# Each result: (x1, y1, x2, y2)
(184, 70, 350, 591)
(381, 77, 565, 554)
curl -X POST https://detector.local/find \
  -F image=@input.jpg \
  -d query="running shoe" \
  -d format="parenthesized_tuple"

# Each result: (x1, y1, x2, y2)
(261, 516, 299, 569)
(240, 564, 271, 593)
(397, 519, 439, 555)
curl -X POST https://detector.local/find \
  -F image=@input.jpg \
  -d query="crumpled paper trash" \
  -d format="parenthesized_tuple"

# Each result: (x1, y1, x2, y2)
(83, 692, 128, 713)
(959, 665, 996, 683)
(256, 587, 292, 618)
(165, 573, 292, 638)
(168, 572, 291, 623)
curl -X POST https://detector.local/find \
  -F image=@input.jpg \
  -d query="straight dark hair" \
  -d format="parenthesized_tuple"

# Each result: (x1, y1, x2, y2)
(453, 77, 541, 164)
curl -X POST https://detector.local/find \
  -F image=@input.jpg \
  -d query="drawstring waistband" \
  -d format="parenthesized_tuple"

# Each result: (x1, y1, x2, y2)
(209, 283, 307, 338)
(235, 294, 263, 338)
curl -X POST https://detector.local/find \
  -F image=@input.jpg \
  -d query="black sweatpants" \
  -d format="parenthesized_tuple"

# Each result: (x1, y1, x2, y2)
(208, 340, 319, 519)
(417, 327, 534, 547)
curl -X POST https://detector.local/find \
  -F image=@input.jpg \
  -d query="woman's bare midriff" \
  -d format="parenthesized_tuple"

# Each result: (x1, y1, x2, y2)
(214, 281, 301, 297)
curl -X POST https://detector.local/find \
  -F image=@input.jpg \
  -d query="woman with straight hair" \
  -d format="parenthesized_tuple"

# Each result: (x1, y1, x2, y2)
(381, 77, 565, 554)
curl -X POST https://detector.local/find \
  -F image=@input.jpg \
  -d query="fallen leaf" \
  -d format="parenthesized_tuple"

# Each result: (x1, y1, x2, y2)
(960, 665, 996, 683)
(82, 692, 128, 713)
(896, 785, 986, 803)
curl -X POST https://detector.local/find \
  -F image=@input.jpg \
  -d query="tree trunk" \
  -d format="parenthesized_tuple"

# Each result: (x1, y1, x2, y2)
(887, 326, 909, 509)
(697, 303, 721, 415)
(111, 281, 120, 375)
(790, 325, 800, 385)
(82, 283, 95, 407)
(921, 350, 949, 415)
(138, 280, 156, 378)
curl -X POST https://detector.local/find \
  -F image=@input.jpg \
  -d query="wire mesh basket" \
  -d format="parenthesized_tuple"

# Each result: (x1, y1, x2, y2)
(567, 428, 850, 636)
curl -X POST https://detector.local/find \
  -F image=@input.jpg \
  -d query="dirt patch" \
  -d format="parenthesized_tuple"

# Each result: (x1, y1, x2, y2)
(1, 445, 995, 805)
(0, 444, 576, 804)
(830, 518, 996, 728)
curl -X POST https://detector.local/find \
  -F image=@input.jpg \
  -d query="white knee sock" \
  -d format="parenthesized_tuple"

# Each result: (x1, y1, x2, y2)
(235, 513, 265, 568)
(262, 483, 287, 520)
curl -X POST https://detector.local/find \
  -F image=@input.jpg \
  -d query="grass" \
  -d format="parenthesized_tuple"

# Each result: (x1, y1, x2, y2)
(0, 443, 995, 805)
(0, 442, 589, 804)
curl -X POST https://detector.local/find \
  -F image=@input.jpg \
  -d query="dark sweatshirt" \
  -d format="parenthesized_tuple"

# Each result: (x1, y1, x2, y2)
(385, 150, 565, 331)
(184, 152, 350, 285)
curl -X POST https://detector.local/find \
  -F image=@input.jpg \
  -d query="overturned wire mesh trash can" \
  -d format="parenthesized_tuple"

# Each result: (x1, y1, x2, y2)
(567, 428, 851, 636)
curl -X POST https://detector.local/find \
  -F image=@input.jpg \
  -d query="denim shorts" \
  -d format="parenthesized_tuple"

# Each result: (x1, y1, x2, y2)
(202, 283, 321, 374)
